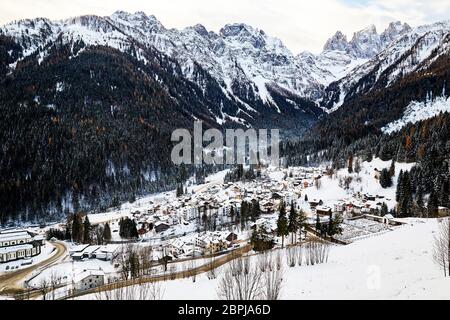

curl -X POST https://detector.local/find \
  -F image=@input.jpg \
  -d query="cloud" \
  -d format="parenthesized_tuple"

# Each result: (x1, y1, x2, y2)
(0, 0, 448, 54)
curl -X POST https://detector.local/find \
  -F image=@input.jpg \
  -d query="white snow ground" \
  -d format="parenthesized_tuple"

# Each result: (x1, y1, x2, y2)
(142, 219, 449, 300)
(299, 158, 415, 212)
(382, 95, 450, 134)
(77, 218, 450, 300)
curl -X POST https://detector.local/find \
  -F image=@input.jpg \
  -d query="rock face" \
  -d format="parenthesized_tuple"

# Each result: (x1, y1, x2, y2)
(324, 31, 349, 52)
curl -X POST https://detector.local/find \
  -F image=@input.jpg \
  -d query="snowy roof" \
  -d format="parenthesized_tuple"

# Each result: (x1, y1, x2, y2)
(82, 245, 101, 254)
(316, 206, 332, 212)
(69, 244, 90, 253)
(0, 244, 33, 254)
(74, 270, 105, 283)
(97, 244, 120, 253)
(0, 231, 32, 242)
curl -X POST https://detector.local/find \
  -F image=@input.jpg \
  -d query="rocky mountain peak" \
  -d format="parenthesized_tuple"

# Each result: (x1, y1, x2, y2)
(323, 31, 349, 52)
(220, 23, 267, 48)
(381, 21, 411, 44)
(188, 24, 210, 37)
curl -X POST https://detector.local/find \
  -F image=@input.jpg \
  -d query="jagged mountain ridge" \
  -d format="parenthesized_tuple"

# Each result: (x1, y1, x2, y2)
(321, 20, 450, 111)
(0, 11, 412, 121)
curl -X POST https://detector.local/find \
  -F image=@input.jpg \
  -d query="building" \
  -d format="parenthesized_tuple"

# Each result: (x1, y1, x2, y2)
(92, 245, 120, 261)
(0, 231, 44, 263)
(73, 270, 105, 292)
(195, 233, 228, 254)
(438, 206, 449, 216)
(226, 232, 238, 243)
(316, 206, 332, 216)
(155, 222, 171, 233)
(309, 199, 323, 209)
(334, 202, 346, 213)
(374, 169, 381, 180)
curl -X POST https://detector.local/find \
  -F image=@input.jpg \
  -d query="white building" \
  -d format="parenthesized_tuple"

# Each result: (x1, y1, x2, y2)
(0, 231, 44, 263)
(73, 270, 105, 292)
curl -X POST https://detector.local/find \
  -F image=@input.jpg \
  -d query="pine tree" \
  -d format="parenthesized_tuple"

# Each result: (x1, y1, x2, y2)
(428, 190, 439, 218)
(103, 222, 112, 242)
(250, 200, 261, 222)
(380, 203, 389, 216)
(328, 214, 343, 236)
(277, 201, 289, 248)
(348, 154, 354, 174)
(354, 158, 361, 174)
(389, 159, 396, 177)
(396, 170, 404, 202)
(380, 168, 393, 188)
(240, 201, 249, 229)
(72, 213, 84, 243)
(230, 206, 235, 224)
(83, 216, 91, 244)
(251, 224, 274, 252)
(288, 202, 299, 244)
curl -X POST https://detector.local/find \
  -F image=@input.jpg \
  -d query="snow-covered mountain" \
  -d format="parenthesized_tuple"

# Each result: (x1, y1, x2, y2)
(0, 12, 414, 116)
(321, 20, 450, 111)
(323, 22, 411, 59)
(1, 12, 448, 123)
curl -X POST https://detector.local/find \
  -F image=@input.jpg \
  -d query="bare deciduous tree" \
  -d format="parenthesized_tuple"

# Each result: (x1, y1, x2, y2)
(305, 240, 330, 265)
(207, 255, 219, 280)
(218, 254, 284, 300)
(50, 271, 62, 300)
(297, 244, 303, 266)
(433, 218, 450, 277)
(217, 256, 263, 300)
(286, 247, 297, 267)
(263, 262, 284, 300)
(38, 279, 50, 300)
(258, 251, 272, 272)
(189, 259, 197, 283)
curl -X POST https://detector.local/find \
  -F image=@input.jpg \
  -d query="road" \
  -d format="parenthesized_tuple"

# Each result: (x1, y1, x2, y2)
(0, 241, 67, 296)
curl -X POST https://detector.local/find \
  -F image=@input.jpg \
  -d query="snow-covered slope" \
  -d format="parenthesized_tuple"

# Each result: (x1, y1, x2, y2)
(321, 20, 450, 111)
(79, 218, 449, 300)
(382, 93, 450, 134)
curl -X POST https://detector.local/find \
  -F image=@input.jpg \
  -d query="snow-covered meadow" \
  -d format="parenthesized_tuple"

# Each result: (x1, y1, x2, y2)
(383, 95, 450, 134)
(127, 219, 449, 300)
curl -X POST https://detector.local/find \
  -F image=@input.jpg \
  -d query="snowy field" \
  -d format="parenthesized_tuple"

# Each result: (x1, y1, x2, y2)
(382, 95, 450, 134)
(335, 218, 392, 243)
(299, 157, 415, 213)
(76, 219, 450, 300)
(150, 219, 449, 300)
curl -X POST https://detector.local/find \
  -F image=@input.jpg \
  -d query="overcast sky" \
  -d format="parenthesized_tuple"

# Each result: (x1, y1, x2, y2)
(0, 0, 449, 54)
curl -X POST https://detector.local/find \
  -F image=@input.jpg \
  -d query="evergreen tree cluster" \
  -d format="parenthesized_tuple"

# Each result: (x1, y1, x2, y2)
(224, 165, 261, 183)
(239, 199, 262, 228)
(119, 217, 139, 239)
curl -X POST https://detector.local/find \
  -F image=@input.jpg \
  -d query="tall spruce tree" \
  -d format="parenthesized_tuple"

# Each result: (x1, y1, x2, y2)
(277, 201, 289, 248)
(380, 168, 393, 188)
(83, 216, 91, 244)
(103, 222, 112, 242)
(72, 213, 83, 243)
(288, 202, 299, 244)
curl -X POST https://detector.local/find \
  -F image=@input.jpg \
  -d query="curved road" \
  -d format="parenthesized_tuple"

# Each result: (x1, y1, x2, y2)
(0, 241, 67, 296)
